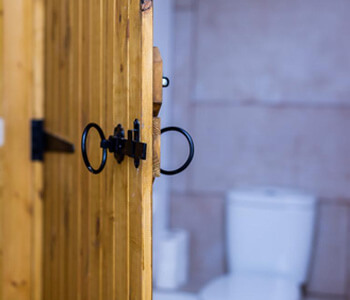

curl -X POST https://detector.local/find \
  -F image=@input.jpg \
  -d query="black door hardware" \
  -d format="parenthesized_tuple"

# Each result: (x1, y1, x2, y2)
(81, 119, 147, 175)
(32, 120, 75, 161)
(160, 127, 194, 176)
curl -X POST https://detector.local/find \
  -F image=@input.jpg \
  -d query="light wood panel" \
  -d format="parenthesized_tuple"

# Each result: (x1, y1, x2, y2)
(152, 47, 163, 179)
(32, 1, 45, 299)
(44, 1, 153, 299)
(0, 0, 3, 298)
(153, 117, 161, 178)
(44, 1, 85, 299)
(2, 0, 44, 299)
(1, 0, 154, 299)
(153, 47, 163, 117)
(129, 1, 153, 299)
(114, 0, 130, 298)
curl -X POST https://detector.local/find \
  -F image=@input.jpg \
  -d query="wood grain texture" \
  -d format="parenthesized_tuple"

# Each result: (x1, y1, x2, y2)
(1, 1, 153, 298)
(44, 1, 153, 299)
(129, 1, 153, 299)
(153, 47, 163, 117)
(153, 117, 161, 178)
(2, 0, 44, 299)
(113, 1, 130, 299)
(0, 0, 4, 297)
(32, 1, 45, 299)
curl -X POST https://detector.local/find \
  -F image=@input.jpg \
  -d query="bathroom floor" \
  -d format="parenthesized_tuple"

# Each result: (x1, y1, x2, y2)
(154, 293, 336, 300)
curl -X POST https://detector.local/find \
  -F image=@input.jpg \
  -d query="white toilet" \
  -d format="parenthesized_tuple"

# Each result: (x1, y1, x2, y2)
(199, 187, 317, 300)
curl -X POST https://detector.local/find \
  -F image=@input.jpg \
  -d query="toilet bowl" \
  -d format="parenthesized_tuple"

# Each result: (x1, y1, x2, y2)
(199, 275, 299, 300)
(199, 187, 317, 300)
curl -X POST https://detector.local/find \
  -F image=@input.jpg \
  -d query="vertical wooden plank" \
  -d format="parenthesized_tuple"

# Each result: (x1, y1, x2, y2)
(114, 0, 130, 299)
(129, 0, 143, 297)
(66, 0, 81, 298)
(80, 1, 91, 299)
(2, 0, 44, 298)
(58, 0, 68, 298)
(102, 0, 117, 299)
(101, 0, 108, 298)
(0, 0, 4, 298)
(32, 0, 45, 299)
(152, 47, 163, 117)
(153, 117, 161, 178)
(43, 0, 53, 297)
(61, 2, 69, 295)
(98, 1, 104, 298)
(2, 0, 32, 298)
(128, 1, 153, 300)
(77, 0, 83, 298)
(43, 1, 59, 298)
(65, 0, 73, 298)
(140, 3, 153, 299)
(88, 0, 102, 298)
(50, 0, 61, 297)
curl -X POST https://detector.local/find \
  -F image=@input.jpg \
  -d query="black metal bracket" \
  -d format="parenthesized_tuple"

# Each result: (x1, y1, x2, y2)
(81, 119, 147, 174)
(103, 119, 147, 168)
(32, 120, 75, 161)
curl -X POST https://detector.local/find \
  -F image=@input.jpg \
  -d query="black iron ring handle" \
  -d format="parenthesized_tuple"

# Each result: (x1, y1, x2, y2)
(160, 127, 194, 176)
(81, 123, 108, 175)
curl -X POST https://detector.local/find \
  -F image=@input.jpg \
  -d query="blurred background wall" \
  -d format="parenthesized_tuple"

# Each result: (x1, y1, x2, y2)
(153, 0, 173, 250)
(153, 0, 176, 286)
(167, 0, 350, 298)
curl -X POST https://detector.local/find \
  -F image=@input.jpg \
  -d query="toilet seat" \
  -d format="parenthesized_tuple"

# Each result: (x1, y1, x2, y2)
(199, 275, 300, 300)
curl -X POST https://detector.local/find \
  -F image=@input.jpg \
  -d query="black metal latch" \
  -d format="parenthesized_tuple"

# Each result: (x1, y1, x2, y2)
(81, 119, 147, 175)
(31, 120, 75, 161)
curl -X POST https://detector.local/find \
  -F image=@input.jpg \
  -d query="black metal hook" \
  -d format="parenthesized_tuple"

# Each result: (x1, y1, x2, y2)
(160, 127, 195, 176)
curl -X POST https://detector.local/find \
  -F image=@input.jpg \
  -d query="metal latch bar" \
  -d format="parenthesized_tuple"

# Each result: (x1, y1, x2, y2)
(31, 120, 75, 161)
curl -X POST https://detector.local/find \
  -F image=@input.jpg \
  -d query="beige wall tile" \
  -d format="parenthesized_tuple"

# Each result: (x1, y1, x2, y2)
(170, 5, 198, 193)
(193, 0, 350, 105)
(170, 193, 226, 291)
(184, 105, 350, 199)
(305, 203, 348, 295)
(175, 0, 197, 11)
(169, 0, 350, 296)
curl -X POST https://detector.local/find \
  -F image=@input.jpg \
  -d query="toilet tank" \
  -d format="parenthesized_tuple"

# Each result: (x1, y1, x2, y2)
(227, 187, 317, 284)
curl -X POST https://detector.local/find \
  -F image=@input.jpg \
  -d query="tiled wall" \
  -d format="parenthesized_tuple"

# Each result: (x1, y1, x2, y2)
(169, 0, 350, 298)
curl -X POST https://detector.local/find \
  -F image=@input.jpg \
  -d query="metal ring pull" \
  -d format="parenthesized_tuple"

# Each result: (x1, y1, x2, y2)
(81, 123, 108, 175)
(160, 127, 195, 176)
(81, 120, 147, 174)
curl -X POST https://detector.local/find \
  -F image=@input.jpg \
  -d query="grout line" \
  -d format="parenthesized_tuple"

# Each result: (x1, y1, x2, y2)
(170, 191, 350, 206)
(170, 190, 226, 199)
(186, 0, 199, 192)
(345, 205, 350, 300)
(306, 291, 347, 300)
(188, 99, 350, 110)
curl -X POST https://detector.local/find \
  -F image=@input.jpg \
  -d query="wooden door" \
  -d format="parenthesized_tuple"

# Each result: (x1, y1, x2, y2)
(1, 0, 44, 299)
(44, 0, 153, 299)
(1, 0, 153, 299)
